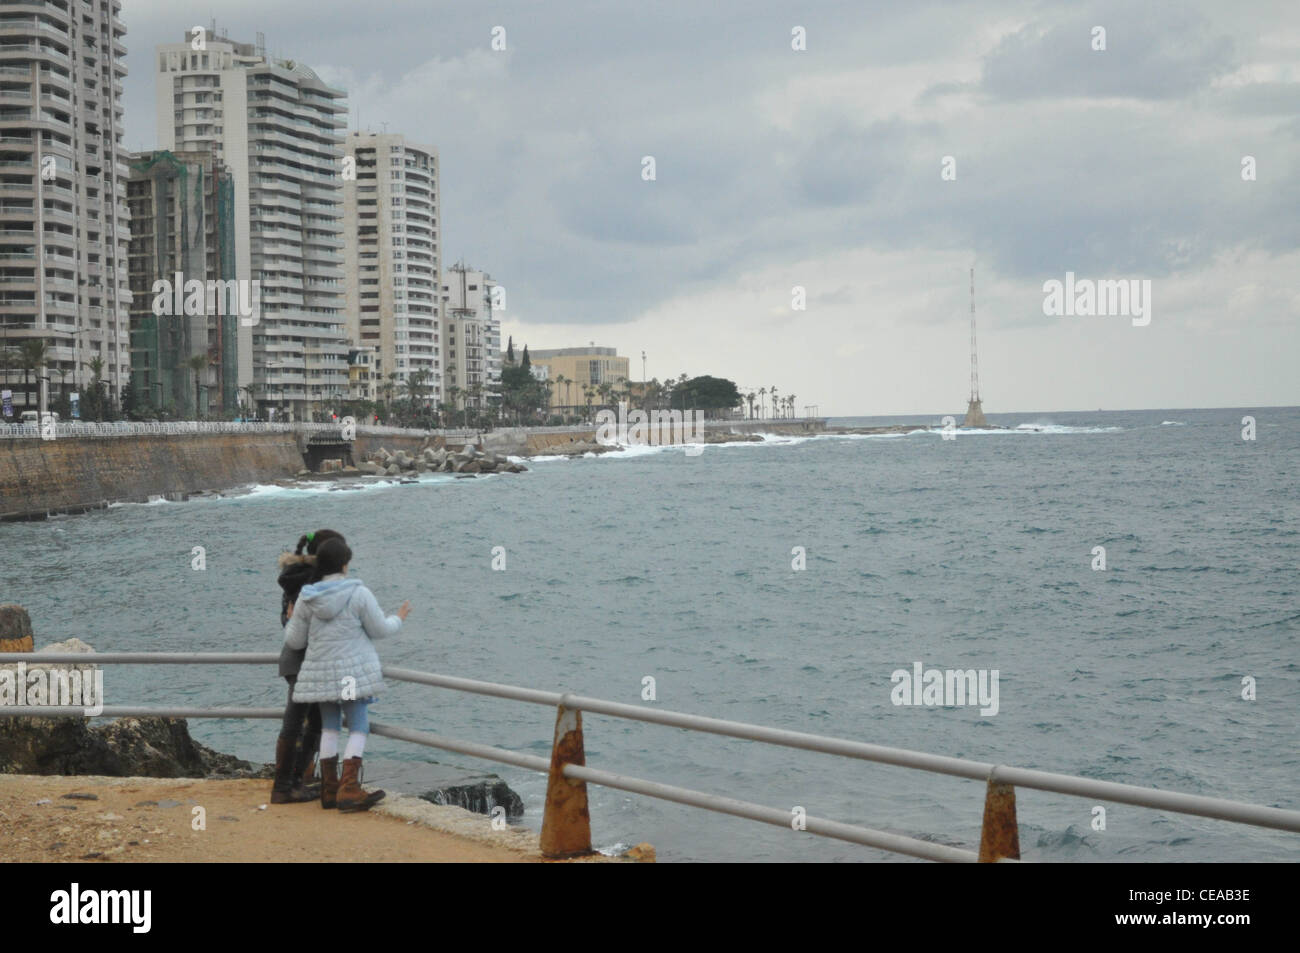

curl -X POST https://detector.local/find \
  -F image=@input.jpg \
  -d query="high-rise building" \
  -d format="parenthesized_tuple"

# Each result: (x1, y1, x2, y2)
(441, 263, 499, 412)
(126, 149, 236, 417)
(342, 131, 440, 407)
(154, 32, 349, 421)
(0, 0, 131, 415)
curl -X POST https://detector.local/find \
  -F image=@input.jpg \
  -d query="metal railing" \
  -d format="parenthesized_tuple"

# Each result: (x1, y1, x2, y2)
(0, 418, 829, 442)
(2, 651, 1298, 861)
(0, 420, 434, 440)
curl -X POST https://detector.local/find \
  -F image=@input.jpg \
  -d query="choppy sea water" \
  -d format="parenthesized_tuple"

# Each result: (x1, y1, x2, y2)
(3, 407, 1298, 862)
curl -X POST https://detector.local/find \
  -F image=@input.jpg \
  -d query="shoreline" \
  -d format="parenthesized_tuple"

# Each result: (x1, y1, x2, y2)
(0, 420, 832, 521)
(1, 420, 1020, 522)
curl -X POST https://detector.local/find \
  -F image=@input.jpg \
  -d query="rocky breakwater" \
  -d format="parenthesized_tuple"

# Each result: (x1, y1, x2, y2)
(356, 444, 528, 477)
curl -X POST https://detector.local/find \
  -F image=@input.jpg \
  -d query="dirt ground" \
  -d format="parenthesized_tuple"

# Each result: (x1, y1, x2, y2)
(0, 775, 546, 863)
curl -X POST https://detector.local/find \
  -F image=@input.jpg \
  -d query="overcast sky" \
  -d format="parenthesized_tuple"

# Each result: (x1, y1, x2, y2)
(121, 1, 1300, 416)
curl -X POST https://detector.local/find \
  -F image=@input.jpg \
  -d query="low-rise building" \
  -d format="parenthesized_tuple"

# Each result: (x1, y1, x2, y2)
(528, 346, 630, 412)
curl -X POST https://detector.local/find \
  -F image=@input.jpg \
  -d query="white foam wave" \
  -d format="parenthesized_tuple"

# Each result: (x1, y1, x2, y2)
(106, 495, 174, 508)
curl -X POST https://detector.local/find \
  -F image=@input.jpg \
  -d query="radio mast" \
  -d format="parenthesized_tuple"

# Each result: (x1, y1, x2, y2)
(962, 266, 987, 427)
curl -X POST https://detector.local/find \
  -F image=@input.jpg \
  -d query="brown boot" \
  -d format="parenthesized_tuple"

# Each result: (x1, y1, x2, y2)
(336, 757, 385, 813)
(271, 737, 314, 804)
(320, 755, 340, 810)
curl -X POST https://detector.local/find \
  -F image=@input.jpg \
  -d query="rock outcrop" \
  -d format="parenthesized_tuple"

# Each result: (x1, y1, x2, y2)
(0, 715, 271, 779)
(419, 779, 525, 819)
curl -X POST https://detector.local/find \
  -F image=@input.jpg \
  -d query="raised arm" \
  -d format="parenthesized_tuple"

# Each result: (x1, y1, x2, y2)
(284, 601, 311, 649)
(358, 586, 403, 641)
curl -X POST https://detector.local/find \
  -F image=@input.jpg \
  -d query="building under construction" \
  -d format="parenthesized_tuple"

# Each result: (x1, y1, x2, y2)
(126, 150, 237, 417)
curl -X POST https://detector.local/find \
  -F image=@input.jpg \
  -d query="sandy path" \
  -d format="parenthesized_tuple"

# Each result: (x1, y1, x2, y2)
(0, 775, 542, 863)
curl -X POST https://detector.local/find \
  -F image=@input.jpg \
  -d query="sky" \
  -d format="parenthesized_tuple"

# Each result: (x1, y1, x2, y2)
(120, 1, 1300, 416)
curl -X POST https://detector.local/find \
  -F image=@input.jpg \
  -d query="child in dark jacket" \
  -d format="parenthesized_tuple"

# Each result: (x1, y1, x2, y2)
(270, 529, 345, 804)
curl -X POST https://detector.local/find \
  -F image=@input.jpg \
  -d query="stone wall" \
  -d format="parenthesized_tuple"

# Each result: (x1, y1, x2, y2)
(0, 432, 305, 521)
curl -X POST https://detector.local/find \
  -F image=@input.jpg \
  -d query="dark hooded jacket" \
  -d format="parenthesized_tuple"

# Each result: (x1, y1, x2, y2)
(277, 552, 318, 678)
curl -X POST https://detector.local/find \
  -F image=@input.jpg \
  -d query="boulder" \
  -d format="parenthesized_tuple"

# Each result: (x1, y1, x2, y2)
(0, 603, 34, 654)
(357, 461, 383, 475)
(419, 779, 524, 819)
(414, 460, 428, 473)
(477, 460, 497, 473)
(385, 464, 401, 476)
(459, 459, 482, 474)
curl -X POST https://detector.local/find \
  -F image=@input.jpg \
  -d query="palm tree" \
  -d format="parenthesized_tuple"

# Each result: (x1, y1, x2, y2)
(446, 385, 462, 426)
(597, 381, 613, 411)
(785, 395, 796, 419)
(770, 386, 779, 420)
(467, 383, 483, 427)
(553, 374, 568, 414)
(82, 355, 105, 422)
(582, 383, 594, 421)
(0, 347, 19, 397)
(186, 354, 208, 419)
(745, 391, 756, 420)
(20, 338, 48, 414)
(757, 387, 767, 420)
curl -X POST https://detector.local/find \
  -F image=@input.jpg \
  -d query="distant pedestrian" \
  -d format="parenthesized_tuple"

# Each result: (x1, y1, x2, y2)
(271, 529, 345, 804)
(283, 537, 411, 811)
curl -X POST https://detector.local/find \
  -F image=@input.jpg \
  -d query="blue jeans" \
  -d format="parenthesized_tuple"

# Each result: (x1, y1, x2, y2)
(319, 699, 371, 734)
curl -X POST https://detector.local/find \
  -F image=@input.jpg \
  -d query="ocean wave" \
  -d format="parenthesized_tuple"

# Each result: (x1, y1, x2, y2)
(1161, 420, 1186, 426)
(106, 495, 175, 508)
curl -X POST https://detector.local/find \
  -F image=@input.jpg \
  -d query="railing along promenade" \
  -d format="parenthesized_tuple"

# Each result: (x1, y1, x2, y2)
(0, 418, 826, 441)
(2, 651, 1297, 862)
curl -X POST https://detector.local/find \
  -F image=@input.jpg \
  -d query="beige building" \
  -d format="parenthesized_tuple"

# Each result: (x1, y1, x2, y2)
(154, 32, 350, 421)
(528, 346, 630, 412)
(0, 0, 132, 414)
(342, 132, 440, 402)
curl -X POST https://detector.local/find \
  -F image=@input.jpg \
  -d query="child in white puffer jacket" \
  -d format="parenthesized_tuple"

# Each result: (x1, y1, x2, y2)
(283, 536, 411, 812)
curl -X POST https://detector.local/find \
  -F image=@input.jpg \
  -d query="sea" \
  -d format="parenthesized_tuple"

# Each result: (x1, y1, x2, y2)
(3, 406, 1297, 862)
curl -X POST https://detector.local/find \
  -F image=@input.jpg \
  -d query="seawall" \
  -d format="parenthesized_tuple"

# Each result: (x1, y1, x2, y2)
(0, 432, 305, 521)
(1, 419, 828, 521)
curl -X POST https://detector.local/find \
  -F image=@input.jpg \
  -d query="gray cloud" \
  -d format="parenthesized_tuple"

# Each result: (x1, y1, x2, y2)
(120, 0, 1300, 411)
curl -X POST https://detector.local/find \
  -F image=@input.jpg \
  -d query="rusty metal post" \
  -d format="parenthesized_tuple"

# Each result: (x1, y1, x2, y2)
(539, 695, 592, 858)
(978, 768, 1020, 862)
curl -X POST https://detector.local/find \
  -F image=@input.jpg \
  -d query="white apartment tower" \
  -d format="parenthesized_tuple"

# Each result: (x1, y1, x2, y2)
(342, 131, 440, 405)
(154, 32, 349, 420)
(0, 0, 131, 414)
(441, 263, 500, 411)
